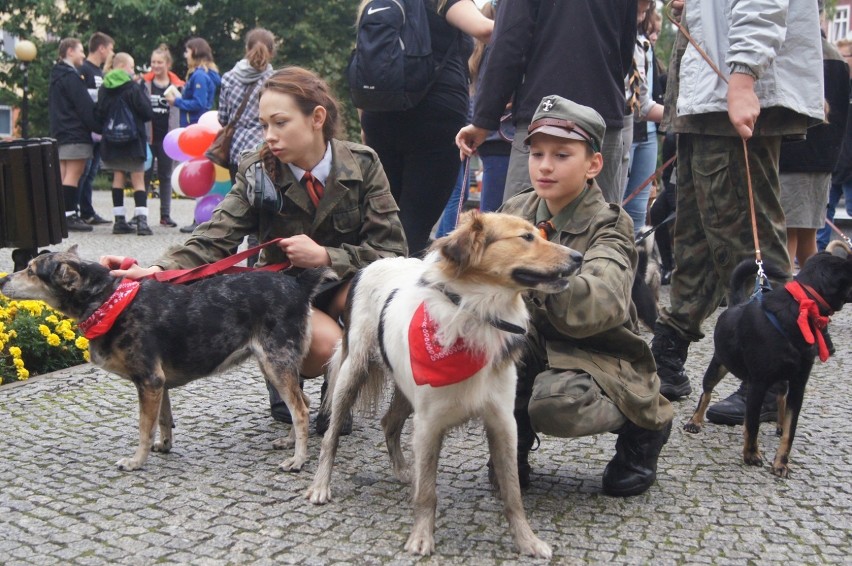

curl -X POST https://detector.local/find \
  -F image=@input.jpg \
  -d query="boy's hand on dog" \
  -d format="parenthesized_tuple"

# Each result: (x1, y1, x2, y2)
(277, 235, 331, 269)
(99, 255, 163, 279)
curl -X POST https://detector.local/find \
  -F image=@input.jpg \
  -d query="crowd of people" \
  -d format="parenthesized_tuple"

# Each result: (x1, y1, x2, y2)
(43, 0, 846, 499)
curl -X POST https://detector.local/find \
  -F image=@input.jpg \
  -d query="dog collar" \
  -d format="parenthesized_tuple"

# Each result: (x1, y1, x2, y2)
(78, 279, 141, 340)
(419, 279, 527, 335)
(408, 302, 487, 387)
(784, 281, 831, 362)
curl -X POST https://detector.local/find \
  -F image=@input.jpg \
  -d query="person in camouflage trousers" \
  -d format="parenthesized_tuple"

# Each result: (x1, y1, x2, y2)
(652, 0, 825, 417)
(496, 95, 673, 498)
(103, 67, 408, 434)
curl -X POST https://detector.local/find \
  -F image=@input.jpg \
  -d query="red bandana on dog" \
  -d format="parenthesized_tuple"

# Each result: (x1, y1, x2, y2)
(784, 281, 831, 362)
(78, 279, 140, 339)
(408, 302, 486, 387)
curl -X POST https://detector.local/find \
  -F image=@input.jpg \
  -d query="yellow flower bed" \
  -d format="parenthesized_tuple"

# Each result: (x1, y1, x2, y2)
(1, 272, 89, 385)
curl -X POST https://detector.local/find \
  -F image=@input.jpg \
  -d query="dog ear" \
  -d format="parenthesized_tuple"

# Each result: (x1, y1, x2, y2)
(52, 263, 83, 292)
(434, 210, 487, 273)
(66, 244, 79, 256)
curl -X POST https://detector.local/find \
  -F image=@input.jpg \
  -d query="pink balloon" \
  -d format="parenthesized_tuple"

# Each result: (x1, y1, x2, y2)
(163, 128, 190, 161)
(194, 193, 224, 224)
(178, 158, 215, 198)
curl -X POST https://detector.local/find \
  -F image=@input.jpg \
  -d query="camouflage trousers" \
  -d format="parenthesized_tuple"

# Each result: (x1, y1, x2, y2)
(659, 133, 791, 341)
(515, 341, 626, 441)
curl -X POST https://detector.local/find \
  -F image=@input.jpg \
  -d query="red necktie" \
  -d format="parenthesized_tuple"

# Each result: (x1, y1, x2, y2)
(302, 171, 324, 207)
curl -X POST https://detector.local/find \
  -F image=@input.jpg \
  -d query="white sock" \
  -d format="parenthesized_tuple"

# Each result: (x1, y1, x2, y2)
(113, 206, 126, 217)
(134, 207, 148, 218)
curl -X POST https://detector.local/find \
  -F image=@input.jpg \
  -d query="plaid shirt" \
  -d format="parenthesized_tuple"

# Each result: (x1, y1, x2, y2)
(218, 67, 273, 166)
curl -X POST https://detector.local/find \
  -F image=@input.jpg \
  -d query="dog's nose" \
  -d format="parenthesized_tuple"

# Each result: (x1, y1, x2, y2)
(569, 250, 583, 264)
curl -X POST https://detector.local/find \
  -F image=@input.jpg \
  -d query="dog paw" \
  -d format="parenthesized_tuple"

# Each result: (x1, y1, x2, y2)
(518, 536, 552, 559)
(683, 421, 702, 434)
(306, 484, 332, 505)
(116, 457, 144, 471)
(405, 528, 435, 556)
(279, 457, 304, 473)
(272, 437, 295, 450)
(743, 452, 763, 467)
(152, 440, 172, 453)
(770, 464, 789, 478)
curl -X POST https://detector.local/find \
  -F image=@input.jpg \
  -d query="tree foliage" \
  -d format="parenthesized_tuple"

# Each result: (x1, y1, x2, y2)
(1, 0, 361, 138)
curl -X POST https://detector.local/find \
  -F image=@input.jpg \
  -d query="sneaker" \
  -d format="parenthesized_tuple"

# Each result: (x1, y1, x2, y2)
(651, 323, 692, 400)
(180, 221, 198, 234)
(160, 216, 177, 227)
(82, 213, 112, 225)
(706, 382, 782, 425)
(66, 214, 94, 232)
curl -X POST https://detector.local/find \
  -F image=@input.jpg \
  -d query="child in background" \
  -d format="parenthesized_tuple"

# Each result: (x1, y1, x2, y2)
(95, 52, 155, 235)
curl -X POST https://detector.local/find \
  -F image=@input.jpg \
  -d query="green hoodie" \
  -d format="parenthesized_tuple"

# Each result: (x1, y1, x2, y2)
(103, 69, 132, 89)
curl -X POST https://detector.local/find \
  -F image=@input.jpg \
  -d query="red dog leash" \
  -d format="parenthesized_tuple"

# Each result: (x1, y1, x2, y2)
(81, 239, 292, 339)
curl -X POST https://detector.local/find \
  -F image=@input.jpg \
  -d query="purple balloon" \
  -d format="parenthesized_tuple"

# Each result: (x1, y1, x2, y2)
(163, 128, 191, 162)
(194, 193, 224, 224)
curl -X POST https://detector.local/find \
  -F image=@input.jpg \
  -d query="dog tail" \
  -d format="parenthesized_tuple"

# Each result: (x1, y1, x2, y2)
(296, 267, 339, 303)
(728, 259, 789, 306)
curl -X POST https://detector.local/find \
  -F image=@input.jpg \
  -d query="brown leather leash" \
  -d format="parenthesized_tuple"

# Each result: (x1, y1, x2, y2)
(664, 1, 766, 281)
(824, 217, 852, 248)
(622, 154, 677, 206)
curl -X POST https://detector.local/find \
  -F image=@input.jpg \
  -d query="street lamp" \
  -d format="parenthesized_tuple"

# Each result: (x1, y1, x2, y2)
(14, 39, 38, 139)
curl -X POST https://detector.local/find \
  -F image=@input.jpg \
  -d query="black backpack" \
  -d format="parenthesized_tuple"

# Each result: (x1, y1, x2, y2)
(102, 94, 138, 144)
(347, 0, 453, 112)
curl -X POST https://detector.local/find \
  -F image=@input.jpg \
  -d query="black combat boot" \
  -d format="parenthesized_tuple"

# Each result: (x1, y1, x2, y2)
(112, 216, 134, 234)
(602, 420, 672, 497)
(135, 215, 153, 236)
(706, 381, 784, 425)
(651, 322, 692, 400)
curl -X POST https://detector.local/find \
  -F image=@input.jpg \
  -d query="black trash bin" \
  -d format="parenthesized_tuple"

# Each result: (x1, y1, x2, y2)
(0, 138, 67, 265)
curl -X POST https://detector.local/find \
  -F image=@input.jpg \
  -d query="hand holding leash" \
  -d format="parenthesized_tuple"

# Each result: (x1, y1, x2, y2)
(276, 235, 331, 268)
(455, 124, 488, 159)
(99, 255, 163, 280)
(727, 73, 760, 140)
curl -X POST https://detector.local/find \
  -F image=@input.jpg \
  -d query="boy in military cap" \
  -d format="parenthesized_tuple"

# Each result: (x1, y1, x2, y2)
(499, 95, 674, 497)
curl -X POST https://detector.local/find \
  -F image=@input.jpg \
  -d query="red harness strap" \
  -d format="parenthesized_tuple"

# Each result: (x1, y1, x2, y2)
(408, 302, 487, 387)
(78, 279, 141, 339)
(784, 281, 832, 362)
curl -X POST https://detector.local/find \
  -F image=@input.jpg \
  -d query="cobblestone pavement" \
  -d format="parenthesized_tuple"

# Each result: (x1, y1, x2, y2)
(2, 192, 852, 564)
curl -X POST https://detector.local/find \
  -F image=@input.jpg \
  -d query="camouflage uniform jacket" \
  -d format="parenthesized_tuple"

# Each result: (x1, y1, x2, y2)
(500, 183, 673, 430)
(154, 139, 408, 279)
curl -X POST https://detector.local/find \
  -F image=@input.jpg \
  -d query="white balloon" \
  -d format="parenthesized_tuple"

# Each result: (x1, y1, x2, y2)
(198, 110, 223, 132)
(171, 162, 186, 197)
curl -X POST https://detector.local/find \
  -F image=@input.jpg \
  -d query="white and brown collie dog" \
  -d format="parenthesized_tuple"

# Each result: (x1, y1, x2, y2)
(306, 211, 583, 558)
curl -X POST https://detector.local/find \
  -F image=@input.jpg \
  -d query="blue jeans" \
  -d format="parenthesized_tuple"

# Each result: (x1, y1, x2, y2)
(623, 135, 658, 236)
(436, 164, 471, 238)
(77, 143, 101, 218)
(817, 180, 852, 251)
(479, 154, 509, 213)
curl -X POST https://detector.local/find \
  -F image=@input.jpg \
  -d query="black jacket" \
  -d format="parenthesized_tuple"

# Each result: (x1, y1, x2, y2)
(780, 37, 850, 174)
(48, 62, 99, 146)
(95, 78, 154, 163)
(473, 0, 637, 130)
